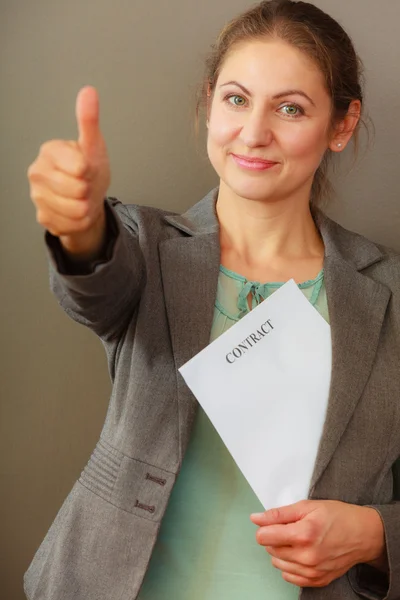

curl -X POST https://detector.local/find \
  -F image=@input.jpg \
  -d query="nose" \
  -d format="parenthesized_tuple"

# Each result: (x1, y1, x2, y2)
(239, 108, 274, 148)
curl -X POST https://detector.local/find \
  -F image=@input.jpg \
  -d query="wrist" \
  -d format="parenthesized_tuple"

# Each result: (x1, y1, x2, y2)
(358, 507, 388, 572)
(60, 206, 107, 262)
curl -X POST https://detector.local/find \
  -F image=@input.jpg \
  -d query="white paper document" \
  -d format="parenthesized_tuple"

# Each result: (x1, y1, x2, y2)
(179, 279, 332, 510)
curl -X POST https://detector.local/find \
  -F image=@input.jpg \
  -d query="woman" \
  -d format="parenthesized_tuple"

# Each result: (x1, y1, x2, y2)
(25, 1, 400, 599)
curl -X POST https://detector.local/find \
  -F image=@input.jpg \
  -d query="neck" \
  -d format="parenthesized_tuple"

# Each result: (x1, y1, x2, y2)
(216, 180, 324, 267)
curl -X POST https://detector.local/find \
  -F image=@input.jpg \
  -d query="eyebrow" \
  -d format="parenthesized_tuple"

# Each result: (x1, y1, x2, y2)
(219, 80, 316, 107)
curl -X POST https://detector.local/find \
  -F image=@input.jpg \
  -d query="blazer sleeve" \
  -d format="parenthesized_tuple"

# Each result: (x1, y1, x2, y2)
(348, 459, 400, 600)
(45, 197, 145, 341)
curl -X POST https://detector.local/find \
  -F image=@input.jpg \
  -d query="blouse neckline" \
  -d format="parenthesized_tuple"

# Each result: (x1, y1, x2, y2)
(217, 264, 325, 319)
(219, 264, 325, 288)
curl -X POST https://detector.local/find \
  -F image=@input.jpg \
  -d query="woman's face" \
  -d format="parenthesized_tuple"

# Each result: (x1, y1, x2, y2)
(207, 39, 340, 204)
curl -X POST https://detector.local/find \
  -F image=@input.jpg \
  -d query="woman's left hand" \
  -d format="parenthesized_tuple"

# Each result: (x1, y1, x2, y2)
(250, 499, 387, 588)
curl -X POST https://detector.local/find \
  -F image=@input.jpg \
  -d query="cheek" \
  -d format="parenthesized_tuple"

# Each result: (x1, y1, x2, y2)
(206, 132, 223, 178)
(282, 125, 328, 162)
(207, 106, 239, 146)
(206, 117, 234, 172)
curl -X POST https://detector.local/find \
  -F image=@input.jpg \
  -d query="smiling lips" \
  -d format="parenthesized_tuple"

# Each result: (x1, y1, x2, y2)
(230, 153, 279, 170)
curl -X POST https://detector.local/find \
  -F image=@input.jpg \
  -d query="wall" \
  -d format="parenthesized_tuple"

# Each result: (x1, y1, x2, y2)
(1, 1, 399, 598)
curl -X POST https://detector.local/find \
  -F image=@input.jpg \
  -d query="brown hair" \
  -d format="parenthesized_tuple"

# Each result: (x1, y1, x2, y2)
(195, 0, 372, 206)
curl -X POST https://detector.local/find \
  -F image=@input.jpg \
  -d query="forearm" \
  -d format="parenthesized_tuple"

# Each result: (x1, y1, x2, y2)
(47, 199, 146, 340)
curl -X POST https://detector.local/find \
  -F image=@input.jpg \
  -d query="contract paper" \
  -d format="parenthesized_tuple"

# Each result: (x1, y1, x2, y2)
(179, 279, 332, 509)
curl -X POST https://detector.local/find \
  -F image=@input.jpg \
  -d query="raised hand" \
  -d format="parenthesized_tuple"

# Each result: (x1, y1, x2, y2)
(27, 86, 111, 259)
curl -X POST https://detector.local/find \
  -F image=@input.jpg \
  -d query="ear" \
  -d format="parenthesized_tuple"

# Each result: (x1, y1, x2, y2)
(329, 100, 362, 153)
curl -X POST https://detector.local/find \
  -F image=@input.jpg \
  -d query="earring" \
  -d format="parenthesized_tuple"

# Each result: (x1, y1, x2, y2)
(337, 143, 342, 148)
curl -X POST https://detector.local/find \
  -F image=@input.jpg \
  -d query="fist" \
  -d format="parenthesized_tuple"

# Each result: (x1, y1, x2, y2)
(27, 86, 111, 240)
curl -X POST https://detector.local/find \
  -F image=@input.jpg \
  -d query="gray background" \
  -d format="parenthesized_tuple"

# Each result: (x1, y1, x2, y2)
(1, 1, 399, 598)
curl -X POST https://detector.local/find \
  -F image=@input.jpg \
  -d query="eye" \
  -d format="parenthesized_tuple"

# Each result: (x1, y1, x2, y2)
(279, 103, 304, 118)
(224, 94, 247, 107)
(222, 95, 305, 118)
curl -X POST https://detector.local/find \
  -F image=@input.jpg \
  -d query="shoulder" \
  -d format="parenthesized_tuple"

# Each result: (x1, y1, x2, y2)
(106, 196, 183, 238)
(322, 211, 400, 293)
(312, 205, 400, 297)
(365, 240, 400, 293)
(106, 187, 219, 238)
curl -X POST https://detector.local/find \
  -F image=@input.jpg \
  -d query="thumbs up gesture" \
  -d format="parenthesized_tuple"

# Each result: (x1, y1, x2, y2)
(28, 86, 111, 258)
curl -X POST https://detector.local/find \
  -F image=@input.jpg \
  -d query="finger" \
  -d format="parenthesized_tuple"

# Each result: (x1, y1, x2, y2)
(39, 140, 91, 179)
(251, 501, 312, 526)
(76, 86, 101, 159)
(281, 571, 326, 588)
(33, 192, 91, 222)
(36, 205, 92, 236)
(266, 545, 319, 568)
(270, 556, 321, 581)
(32, 168, 91, 201)
(265, 545, 297, 562)
(256, 523, 300, 547)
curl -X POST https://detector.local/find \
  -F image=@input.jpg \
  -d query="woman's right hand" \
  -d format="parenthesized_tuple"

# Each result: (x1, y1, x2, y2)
(27, 86, 111, 260)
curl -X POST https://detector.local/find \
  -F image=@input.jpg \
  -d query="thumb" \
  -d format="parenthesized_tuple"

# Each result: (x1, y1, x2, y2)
(250, 501, 312, 526)
(76, 85, 102, 159)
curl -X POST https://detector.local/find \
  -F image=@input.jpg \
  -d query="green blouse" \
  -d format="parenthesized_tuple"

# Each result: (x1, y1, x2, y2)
(138, 266, 329, 600)
(212, 265, 329, 336)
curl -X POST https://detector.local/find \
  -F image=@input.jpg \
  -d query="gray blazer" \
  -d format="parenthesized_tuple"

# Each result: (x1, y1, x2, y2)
(24, 187, 400, 600)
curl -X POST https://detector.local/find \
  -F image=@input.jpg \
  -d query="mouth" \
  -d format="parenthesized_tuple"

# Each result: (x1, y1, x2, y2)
(230, 153, 279, 171)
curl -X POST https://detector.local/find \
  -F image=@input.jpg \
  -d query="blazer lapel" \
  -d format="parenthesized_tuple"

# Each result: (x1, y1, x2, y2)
(308, 213, 392, 493)
(300, 264, 390, 599)
(159, 189, 221, 460)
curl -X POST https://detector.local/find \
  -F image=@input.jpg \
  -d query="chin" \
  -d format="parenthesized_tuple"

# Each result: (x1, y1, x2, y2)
(220, 174, 282, 203)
